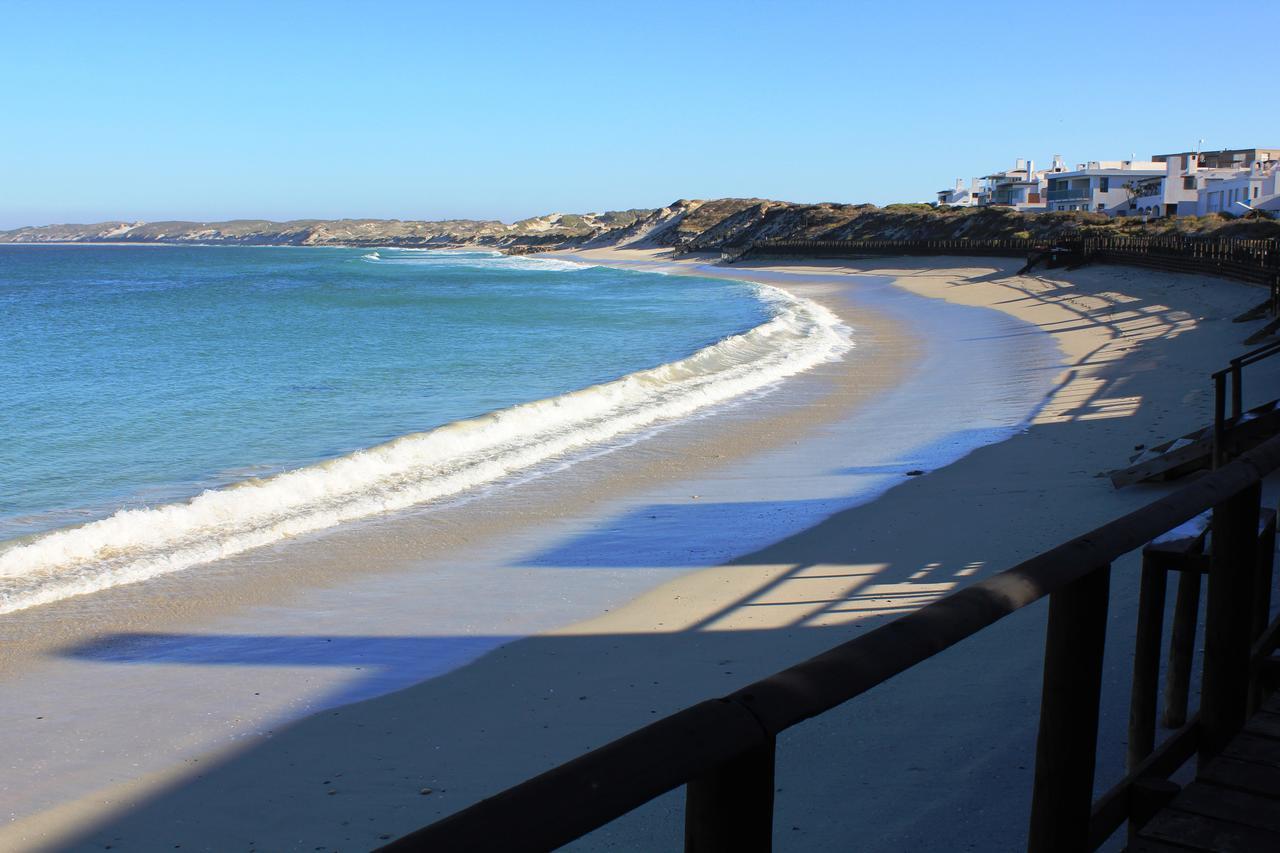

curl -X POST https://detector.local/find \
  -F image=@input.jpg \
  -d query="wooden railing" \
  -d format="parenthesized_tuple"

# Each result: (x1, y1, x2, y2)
(1213, 339, 1280, 466)
(378, 431, 1280, 852)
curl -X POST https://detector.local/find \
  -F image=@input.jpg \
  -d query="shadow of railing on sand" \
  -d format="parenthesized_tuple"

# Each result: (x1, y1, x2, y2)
(65, 632, 518, 711)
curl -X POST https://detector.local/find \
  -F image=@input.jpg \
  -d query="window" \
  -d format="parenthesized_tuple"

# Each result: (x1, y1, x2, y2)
(1099, 177, 1110, 192)
(1183, 176, 1196, 190)
(1255, 187, 1261, 198)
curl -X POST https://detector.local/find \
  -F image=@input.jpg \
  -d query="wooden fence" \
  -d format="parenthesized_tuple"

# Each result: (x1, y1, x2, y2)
(1081, 237, 1280, 289)
(378, 430, 1280, 852)
(730, 237, 1038, 261)
(728, 236, 1280, 312)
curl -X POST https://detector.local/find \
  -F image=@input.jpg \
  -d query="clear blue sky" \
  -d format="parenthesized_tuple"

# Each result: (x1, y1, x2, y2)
(3, 0, 1275, 229)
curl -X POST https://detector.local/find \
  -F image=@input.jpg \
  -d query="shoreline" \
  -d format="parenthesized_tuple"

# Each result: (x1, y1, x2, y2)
(0, 255, 843, 616)
(0, 257, 907, 671)
(4, 252, 1273, 850)
(0, 253, 931, 847)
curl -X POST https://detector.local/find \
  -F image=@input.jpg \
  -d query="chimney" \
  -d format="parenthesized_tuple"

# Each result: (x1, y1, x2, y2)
(1027, 158, 1036, 178)
(956, 178, 964, 191)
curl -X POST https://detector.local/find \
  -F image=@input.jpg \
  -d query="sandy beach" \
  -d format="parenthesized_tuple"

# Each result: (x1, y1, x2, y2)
(3, 251, 1278, 851)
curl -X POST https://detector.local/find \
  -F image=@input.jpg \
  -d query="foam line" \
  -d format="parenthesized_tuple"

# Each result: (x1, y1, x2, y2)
(0, 279, 851, 613)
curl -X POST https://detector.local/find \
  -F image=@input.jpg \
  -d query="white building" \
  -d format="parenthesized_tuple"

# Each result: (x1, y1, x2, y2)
(1044, 160, 1166, 214)
(1159, 147, 1280, 171)
(936, 178, 981, 207)
(939, 147, 1280, 218)
(1126, 156, 1241, 218)
(1142, 148, 1280, 217)
(1196, 159, 1280, 216)
(964, 155, 1069, 212)
(979, 160, 1039, 209)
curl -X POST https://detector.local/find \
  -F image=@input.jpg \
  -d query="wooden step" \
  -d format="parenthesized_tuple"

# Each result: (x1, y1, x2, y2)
(1110, 399, 1280, 488)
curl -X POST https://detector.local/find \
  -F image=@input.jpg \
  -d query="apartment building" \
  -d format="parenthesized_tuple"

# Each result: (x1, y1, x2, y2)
(1044, 161, 1165, 213)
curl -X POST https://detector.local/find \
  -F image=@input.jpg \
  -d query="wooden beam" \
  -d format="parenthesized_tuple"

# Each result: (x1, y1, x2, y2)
(684, 737, 775, 852)
(1029, 566, 1111, 853)
(1201, 483, 1263, 764)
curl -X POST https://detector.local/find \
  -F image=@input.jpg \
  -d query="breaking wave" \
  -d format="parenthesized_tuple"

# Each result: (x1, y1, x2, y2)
(0, 282, 851, 613)
(359, 247, 595, 272)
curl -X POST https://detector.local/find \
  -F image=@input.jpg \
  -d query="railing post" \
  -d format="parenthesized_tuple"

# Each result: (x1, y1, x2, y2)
(1231, 362, 1243, 420)
(1028, 565, 1111, 853)
(1213, 372, 1227, 468)
(1162, 570, 1202, 728)
(1199, 482, 1263, 766)
(1253, 511, 1277, 642)
(1128, 557, 1167, 770)
(1249, 510, 1277, 714)
(685, 737, 775, 852)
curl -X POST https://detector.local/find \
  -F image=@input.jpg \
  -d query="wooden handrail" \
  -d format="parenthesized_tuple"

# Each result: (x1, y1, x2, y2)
(379, 433, 1280, 852)
(1211, 339, 1280, 464)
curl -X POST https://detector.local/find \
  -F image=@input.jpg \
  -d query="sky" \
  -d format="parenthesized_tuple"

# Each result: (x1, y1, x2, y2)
(2, 0, 1276, 229)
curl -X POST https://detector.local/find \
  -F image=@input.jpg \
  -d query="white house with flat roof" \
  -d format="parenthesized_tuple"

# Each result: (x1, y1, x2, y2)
(979, 159, 1040, 209)
(1044, 160, 1165, 214)
(936, 178, 980, 207)
(1155, 148, 1280, 171)
(1126, 157, 1244, 218)
(1127, 148, 1280, 218)
(936, 147, 1280, 217)
(1197, 159, 1280, 215)
(963, 155, 1069, 212)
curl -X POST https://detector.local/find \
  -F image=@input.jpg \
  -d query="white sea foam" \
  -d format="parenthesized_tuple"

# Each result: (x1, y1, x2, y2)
(0, 282, 851, 614)
(361, 247, 594, 272)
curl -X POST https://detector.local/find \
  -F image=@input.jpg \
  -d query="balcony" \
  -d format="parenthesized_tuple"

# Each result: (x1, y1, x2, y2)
(1047, 188, 1092, 202)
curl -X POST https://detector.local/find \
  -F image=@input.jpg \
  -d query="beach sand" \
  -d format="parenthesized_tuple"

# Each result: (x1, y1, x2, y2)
(3, 252, 1278, 851)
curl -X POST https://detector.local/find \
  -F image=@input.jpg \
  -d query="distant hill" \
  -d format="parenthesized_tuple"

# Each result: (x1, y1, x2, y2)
(4, 200, 1277, 251)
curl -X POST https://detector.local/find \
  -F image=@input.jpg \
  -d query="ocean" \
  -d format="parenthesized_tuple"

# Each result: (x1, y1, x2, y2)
(0, 245, 850, 613)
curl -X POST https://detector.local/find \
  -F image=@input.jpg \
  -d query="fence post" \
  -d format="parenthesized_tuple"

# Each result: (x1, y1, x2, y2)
(1253, 511, 1277, 641)
(1250, 510, 1277, 714)
(685, 737, 776, 852)
(1128, 557, 1168, 770)
(1028, 565, 1111, 853)
(1199, 482, 1263, 766)
(1213, 372, 1227, 468)
(1231, 363, 1244, 420)
(1163, 570, 1203, 728)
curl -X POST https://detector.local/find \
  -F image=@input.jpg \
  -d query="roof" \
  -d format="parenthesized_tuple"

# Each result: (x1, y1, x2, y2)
(1155, 148, 1280, 159)
(1049, 168, 1164, 179)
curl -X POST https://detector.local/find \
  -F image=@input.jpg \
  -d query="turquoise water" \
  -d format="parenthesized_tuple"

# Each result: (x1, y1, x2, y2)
(0, 246, 769, 536)
(0, 245, 851, 613)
